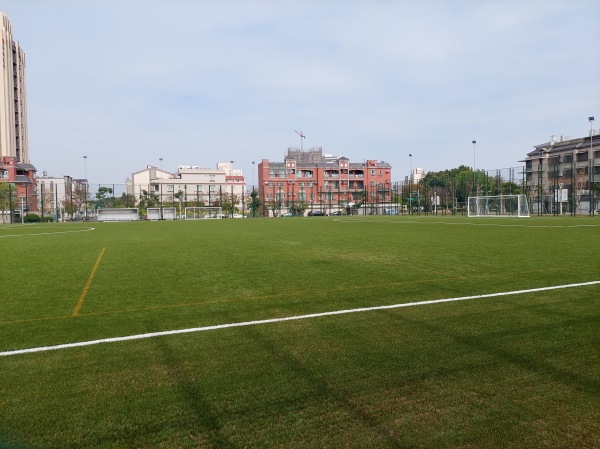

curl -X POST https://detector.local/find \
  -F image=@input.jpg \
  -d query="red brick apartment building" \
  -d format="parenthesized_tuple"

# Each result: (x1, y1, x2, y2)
(258, 147, 392, 216)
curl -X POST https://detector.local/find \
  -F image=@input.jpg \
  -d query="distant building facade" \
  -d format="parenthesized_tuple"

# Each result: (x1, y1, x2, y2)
(405, 167, 425, 184)
(258, 147, 392, 216)
(126, 163, 246, 212)
(0, 12, 36, 219)
(523, 133, 599, 214)
(36, 174, 89, 221)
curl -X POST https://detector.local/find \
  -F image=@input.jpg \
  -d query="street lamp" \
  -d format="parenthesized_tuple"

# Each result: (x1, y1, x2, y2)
(589, 117, 595, 216)
(472, 140, 477, 194)
(409, 153, 413, 214)
(538, 149, 545, 216)
(159, 157, 163, 170)
(83, 156, 88, 220)
(230, 161, 235, 218)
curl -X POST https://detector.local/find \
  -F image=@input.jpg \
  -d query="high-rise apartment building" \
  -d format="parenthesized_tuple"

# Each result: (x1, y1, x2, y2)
(0, 12, 36, 219)
(0, 13, 28, 162)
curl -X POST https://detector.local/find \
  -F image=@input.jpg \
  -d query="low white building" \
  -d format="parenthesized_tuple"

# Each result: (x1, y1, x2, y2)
(126, 163, 246, 210)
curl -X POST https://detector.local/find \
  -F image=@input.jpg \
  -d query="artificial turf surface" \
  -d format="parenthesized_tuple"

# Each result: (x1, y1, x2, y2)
(1, 215, 599, 448)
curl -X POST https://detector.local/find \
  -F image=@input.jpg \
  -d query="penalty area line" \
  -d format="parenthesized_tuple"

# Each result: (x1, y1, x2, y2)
(2, 280, 599, 357)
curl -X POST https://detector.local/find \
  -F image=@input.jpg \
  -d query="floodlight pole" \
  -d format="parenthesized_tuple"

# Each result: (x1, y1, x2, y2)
(409, 153, 413, 215)
(83, 155, 88, 220)
(589, 117, 595, 216)
(472, 140, 477, 195)
(230, 161, 235, 218)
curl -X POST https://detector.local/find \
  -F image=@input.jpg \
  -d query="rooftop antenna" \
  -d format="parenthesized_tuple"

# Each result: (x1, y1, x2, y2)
(295, 130, 305, 151)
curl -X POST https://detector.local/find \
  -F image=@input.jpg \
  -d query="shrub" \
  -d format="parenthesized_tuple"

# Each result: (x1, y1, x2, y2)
(24, 213, 41, 223)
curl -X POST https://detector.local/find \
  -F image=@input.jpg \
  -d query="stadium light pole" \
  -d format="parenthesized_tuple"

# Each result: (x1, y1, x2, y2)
(472, 140, 477, 195)
(589, 117, 595, 216)
(230, 161, 234, 218)
(83, 156, 88, 220)
(409, 153, 413, 215)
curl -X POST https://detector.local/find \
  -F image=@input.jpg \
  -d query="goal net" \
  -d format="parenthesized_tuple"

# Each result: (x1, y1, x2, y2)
(468, 194, 530, 218)
(184, 206, 223, 219)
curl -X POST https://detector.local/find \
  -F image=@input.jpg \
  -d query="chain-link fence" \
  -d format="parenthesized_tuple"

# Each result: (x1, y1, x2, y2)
(1, 165, 597, 223)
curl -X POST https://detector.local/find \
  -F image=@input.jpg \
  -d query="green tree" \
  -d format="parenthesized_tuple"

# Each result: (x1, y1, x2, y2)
(137, 190, 159, 218)
(249, 189, 261, 217)
(0, 182, 16, 223)
(221, 193, 239, 217)
(114, 193, 136, 208)
(95, 187, 114, 208)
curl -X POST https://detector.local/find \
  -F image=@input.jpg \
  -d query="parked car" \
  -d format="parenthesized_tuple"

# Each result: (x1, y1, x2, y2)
(331, 210, 343, 216)
(308, 210, 327, 216)
(383, 208, 398, 215)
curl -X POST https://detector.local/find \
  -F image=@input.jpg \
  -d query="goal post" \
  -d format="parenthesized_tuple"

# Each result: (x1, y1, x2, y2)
(468, 194, 530, 218)
(184, 206, 223, 219)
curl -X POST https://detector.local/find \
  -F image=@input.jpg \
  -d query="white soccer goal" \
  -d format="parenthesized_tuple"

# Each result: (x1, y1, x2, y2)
(468, 194, 530, 218)
(184, 206, 223, 219)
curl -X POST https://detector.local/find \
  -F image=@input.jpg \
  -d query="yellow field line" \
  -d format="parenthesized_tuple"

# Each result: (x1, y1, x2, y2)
(71, 247, 106, 317)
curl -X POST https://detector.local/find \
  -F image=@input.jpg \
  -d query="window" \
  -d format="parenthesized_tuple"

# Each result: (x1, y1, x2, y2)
(0, 169, 7, 179)
(196, 185, 202, 192)
(371, 169, 376, 175)
(167, 184, 174, 192)
(298, 191, 306, 202)
(209, 175, 215, 182)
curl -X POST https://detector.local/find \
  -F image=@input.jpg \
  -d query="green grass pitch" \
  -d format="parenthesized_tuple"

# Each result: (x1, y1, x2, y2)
(1, 216, 599, 448)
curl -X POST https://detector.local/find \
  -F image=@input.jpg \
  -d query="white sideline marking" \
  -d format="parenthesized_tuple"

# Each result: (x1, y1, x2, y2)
(2, 281, 599, 357)
(334, 219, 599, 228)
(0, 227, 95, 238)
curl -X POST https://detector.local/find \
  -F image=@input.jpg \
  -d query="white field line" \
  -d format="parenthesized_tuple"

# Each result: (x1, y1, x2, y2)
(334, 219, 599, 228)
(2, 281, 599, 357)
(0, 227, 95, 238)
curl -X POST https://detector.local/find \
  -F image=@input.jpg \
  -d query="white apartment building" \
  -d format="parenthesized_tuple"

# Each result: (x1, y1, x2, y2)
(405, 167, 425, 184)
(126, 163, 246, 209)
(0, 12, 28, 163)
(37, 174, 89, 220)
(0, 12, 36, 217)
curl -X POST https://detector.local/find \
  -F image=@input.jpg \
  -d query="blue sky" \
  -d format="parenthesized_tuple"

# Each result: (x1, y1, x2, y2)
(1, 0, 599, 185)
